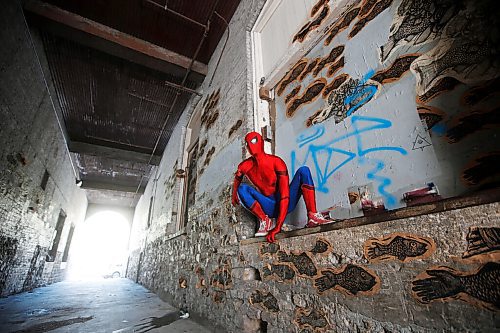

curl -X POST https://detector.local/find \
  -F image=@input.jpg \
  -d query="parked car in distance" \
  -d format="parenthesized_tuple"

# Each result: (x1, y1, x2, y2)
(103, 263, 123, 279)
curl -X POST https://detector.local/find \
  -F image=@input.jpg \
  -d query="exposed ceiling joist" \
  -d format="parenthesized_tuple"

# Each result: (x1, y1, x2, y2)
(24, 0, 208, 77)
(80, 180, 146, 194)
(68, 141, 161, 165)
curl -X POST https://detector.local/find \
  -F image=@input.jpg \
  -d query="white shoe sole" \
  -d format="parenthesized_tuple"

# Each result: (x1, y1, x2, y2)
(255, 231, 268, 237)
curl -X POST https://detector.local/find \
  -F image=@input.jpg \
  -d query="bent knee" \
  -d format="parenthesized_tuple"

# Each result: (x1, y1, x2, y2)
(297, 166, 311, 176)
(237, 184, 251, 196)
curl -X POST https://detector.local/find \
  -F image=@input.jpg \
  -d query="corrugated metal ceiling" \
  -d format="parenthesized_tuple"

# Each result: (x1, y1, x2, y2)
(24, 0, 241, 203)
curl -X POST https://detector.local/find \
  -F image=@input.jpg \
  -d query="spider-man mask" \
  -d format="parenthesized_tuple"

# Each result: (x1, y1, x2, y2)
(245, 132, 264, 156)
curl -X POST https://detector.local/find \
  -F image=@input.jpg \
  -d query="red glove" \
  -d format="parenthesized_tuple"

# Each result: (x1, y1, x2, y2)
(266, 227, 280, 243)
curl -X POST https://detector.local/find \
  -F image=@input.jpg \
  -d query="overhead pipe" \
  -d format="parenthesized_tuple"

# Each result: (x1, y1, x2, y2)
(143, 0, 207, 30)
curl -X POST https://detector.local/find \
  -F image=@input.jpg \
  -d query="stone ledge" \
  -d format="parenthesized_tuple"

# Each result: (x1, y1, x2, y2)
(240, 188, 500, 245)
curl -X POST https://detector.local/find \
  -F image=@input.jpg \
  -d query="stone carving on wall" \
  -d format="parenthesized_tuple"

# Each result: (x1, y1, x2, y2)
(309, 238, 333, 256)
(278, 251, 318, 277)
(350, 0, 393, 39)
(321, 74, 349, 99)
(201, 88, 220, 130)
(371, 54, 420, 84)
(411, 1, 500, 95)
(314, 264, 381, 296)
(380, 0, 460, 62)
(461, 152, 500, 188)
(294, 307, 330, 332)
(307, 75, 380, 126)
(259, 242, 280, 258)
(325, 5, 360, 46)
(416, 77, 461, 103)
(228, 119, 242, 138)
(299, 59, 321, 81)
(411, 262, 500, 311)
(312, 45, 344, 77)
(461, 77, 500, 107)
(277, 61, 308, 96)
(261, 263, 296, 282)
(364, 233, 436, 263)
(285, 86, 301, 104)
(287, 78, 327, 118)
(213, 291, 226, 303)
(249, 290, 280, 312)
(417, 105, 445, 131)
(463, 227, 500, 259)
(195, 266, 207, 291)
(446, 110, 500, 144)
(293, 4, 330, 43)
(311, 0, 329, 17)
(210, 265, 232, 290)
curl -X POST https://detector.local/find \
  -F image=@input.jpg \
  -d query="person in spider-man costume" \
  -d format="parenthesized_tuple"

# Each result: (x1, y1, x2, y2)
(232, 131, 332, 243)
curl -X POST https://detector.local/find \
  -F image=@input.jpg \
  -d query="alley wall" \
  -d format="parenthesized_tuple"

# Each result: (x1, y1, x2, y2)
(0, 0, 88, 296)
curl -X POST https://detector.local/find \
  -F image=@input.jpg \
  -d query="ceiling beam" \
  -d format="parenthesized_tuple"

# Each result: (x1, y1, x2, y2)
(68, 141, 161, 165)
(81, 180, 146, 194)
(24, 0, 208, 77)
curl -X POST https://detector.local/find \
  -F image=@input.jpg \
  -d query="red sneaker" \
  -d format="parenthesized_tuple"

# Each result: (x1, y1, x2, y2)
(306, 212, 333, 228)
(255, 216, 274, 237)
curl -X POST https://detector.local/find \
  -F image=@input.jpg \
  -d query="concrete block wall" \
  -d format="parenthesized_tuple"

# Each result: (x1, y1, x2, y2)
(0, 0, 88, 296)
(125, 0, 500, 331)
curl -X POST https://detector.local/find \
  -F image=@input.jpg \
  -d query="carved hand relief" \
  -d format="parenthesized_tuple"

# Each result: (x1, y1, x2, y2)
(463, 227, 500, 259)
(278, 251, 318, 278)
(309, 238, 333, 256)
(411, 262, 500, 311)
(261, 263, 295, 283)
(364, 233, 436, 263)
(294, 308, 330, 332)
(249, 290, 280, 312)
(314, 264, 381, 296)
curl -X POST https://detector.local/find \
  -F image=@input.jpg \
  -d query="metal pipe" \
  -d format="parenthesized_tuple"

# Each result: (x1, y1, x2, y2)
(163, 80, 202, 96)
(208, 11, 229, 87)
(144, 0, 207, 30)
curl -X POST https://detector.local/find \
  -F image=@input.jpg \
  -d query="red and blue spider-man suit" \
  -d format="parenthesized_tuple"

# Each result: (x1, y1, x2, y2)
(232, 132, 331, 242)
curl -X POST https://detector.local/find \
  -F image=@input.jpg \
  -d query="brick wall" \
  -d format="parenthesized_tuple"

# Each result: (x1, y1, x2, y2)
(0, 0, 88, 296)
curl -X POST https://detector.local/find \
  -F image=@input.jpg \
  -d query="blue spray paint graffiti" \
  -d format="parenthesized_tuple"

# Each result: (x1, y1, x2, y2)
(291, 116, 408, 208)
(344, 70, 377, 117)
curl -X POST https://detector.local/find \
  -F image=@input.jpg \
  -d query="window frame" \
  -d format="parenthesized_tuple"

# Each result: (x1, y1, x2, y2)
(174, 103, 203, 232)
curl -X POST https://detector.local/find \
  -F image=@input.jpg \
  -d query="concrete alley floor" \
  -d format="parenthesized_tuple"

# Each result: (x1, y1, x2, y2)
(0, 278, 213, 333)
